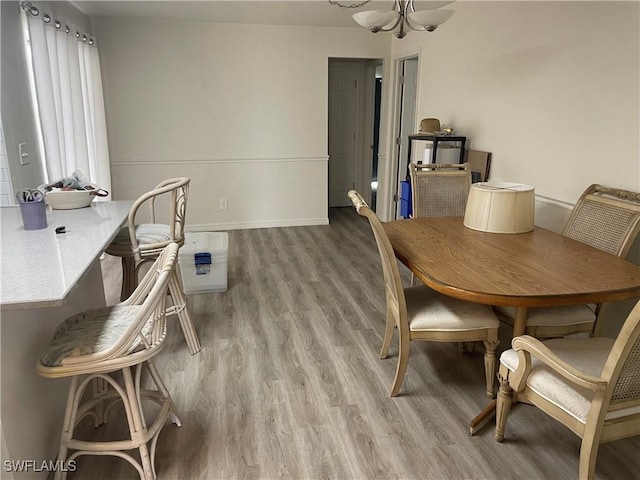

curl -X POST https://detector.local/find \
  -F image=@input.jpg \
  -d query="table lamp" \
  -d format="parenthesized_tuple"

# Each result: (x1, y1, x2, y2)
(463, 182, 535, 234)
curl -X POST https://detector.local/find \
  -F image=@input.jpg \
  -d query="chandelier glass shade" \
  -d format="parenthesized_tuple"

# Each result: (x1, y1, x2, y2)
(344, 0, 454, 38)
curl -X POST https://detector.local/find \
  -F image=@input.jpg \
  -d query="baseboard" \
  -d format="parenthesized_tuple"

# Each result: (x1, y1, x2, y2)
(534, 193, 574, 233)
(186, 217, 329, 232)
(535, 193, 573, 211)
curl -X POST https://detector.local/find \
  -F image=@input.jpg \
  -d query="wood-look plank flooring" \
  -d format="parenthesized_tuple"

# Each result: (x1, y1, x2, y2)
(71, 207, 639, 479)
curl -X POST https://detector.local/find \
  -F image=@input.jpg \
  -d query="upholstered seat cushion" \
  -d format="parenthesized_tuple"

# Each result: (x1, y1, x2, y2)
(405, 285, 499, 331)
(496, 304, 596, 326)
(110, 224, 172, 248)
(500, 337, 614, 423)
(40, 305, 144, 367)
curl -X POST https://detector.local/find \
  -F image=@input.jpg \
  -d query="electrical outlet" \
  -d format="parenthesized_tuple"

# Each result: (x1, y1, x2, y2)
(219, 198, 228, 210)
(18, 143, 29, 165)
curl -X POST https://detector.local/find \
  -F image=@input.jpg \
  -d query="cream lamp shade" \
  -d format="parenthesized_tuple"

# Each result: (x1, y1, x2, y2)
(463, 182, 535, 234)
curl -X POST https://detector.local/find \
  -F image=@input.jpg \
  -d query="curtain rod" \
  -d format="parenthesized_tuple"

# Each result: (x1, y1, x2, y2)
(20, 1, 95, 45)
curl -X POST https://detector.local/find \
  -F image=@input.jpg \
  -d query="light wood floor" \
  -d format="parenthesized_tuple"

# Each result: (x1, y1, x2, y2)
(71, 207, 639, 479)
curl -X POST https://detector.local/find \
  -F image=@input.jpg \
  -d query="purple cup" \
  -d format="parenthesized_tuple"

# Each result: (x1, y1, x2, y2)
(19, 200, 48, 230)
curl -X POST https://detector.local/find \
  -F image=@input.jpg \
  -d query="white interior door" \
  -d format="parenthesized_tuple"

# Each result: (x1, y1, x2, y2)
(328, 62, 359, 207)
(395, 57, 418, 218)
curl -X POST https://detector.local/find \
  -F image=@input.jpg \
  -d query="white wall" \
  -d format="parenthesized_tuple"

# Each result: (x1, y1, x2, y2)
(380, 1, 639, 229)
(92, 17, 390, 229)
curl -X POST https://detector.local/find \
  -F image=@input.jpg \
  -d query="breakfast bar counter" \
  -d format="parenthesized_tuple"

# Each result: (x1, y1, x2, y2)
(1, 201, 132, 479)
(1, 201, 132, 309)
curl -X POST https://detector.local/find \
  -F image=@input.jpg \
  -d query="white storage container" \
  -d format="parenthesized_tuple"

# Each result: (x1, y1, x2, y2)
(179, 232, 228, 294)
(423, 144, 460, 164)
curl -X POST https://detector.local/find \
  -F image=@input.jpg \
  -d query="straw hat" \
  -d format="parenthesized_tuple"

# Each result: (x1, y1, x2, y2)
(419, 118, 441, 133)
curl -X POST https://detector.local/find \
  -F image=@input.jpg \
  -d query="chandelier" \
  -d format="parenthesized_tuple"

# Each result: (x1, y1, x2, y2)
(329, 0, 454, 39)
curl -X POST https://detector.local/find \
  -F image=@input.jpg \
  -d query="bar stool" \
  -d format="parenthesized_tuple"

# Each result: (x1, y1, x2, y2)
(37, 244, 182, 480)
(106, 177, 201, 354)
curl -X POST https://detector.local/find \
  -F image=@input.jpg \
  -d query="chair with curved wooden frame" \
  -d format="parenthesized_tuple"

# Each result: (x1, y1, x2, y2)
(38, 243, 182, 480)
(495, 184, 640, 339)
(409, 162, 471, 218)
(107, 177, 189, 299)
(494, 299, 640, 480)
(106, 177, 200, 354)
(348, 190, 500, 397)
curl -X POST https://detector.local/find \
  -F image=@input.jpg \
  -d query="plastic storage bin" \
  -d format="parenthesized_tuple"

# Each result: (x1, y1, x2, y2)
(179, 232, 228, 294)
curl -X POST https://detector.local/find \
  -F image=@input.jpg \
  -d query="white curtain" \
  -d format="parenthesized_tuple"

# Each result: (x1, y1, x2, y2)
(24, 8, 111, 199)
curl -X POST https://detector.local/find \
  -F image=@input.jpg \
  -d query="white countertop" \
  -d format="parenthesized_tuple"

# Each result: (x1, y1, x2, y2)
(1, 201, 133, 310)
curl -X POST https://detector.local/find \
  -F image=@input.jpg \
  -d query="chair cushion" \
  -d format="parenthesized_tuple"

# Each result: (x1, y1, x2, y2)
(500, 337, 614, 423)
(405, 285, 499, 331)
(40, 305, 144, 367)
(496, 304, 596, 327)
(110, 224, 172, 247)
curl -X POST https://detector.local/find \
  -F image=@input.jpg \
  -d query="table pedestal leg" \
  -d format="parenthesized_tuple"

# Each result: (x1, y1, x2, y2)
(469, 400, 496, 435)
(513, 306, 528, 337)
(469, 307, 528, 435)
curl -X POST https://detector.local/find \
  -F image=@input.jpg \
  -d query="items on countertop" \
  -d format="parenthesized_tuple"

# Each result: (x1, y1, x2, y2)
(16, 188, 48, 230)
(40, 170, 109, 210)
(41, 172, 109, 197)
(15, 188, 45, 204)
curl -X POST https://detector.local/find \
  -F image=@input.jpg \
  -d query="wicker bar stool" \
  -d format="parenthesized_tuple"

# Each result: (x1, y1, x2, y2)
(106, 177, 200, 354)
(37, 244, 182, 480)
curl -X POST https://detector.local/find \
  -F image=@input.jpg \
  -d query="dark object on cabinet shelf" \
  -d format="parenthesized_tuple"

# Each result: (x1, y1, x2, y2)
(465, 150, 492, 183)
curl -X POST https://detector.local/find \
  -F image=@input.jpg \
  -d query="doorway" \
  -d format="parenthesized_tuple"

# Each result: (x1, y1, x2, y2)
(392, 55, 419, 219)
(328, 58, 383, 210)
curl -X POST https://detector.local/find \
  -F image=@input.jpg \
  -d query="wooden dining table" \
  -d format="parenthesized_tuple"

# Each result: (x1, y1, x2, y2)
(383, 216, 640, 433)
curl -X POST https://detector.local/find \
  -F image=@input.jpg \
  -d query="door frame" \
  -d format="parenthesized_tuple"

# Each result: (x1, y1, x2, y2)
(378, 47, 422, 221)
(328, 57, 383, 208)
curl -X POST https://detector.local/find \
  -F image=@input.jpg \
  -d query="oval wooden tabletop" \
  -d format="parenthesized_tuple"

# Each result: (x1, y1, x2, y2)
(383, 217, 640, 307)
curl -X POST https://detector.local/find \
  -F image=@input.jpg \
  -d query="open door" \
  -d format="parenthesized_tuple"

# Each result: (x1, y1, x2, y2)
(328, 60, 359, 207)
(328, 58, 383, 209)
(393, 56, 418, 219)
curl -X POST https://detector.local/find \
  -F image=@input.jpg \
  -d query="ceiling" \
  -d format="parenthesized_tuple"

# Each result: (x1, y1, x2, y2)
(70, 1, 454, 28)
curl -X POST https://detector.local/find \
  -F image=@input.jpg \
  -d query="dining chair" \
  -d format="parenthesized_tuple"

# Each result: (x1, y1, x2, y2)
(408, 162, 472, 289)
(409, 162, 471, 218)
(37, 243, 182, 480)
(495, 184, 640, 338)
(348, 190, 500, 397)
(106, 177, 201, 354)
(494, 299, 640, 480)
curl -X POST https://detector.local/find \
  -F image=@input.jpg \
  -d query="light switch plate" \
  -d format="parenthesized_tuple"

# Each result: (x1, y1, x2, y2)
(18, 143, 29, 165)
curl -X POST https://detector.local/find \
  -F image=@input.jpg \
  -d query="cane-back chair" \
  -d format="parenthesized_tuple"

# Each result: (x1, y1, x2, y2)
(494, 299, 640, 480)
(409, 162, 471, 218)
(495, 184, 640, 338)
